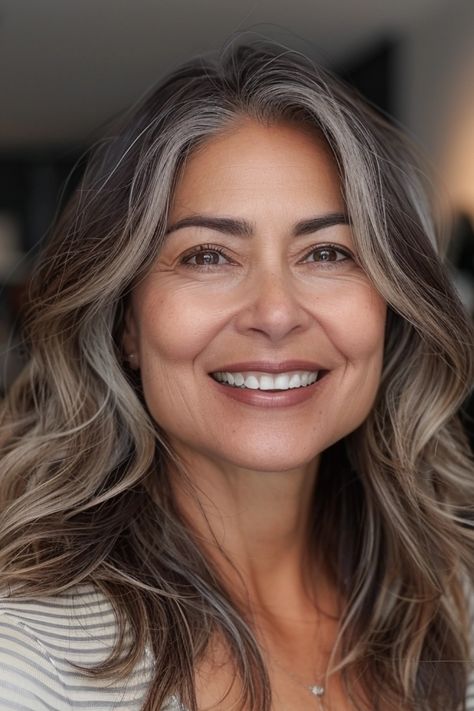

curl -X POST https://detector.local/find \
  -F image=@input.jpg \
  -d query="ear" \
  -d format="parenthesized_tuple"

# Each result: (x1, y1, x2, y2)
(121, 300, 140, 370)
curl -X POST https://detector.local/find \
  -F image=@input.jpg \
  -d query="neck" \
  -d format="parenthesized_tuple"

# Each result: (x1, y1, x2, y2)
(165, 443, 334, 618)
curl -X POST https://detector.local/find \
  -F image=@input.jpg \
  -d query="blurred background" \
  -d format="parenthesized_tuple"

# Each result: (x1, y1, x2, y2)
(0, 0, 473, 445)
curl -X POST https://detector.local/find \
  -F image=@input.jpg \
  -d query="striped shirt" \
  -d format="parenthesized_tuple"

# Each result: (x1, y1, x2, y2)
(0, 581, 473, 710)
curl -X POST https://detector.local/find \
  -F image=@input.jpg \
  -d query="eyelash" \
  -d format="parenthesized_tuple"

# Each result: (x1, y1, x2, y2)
(179, 242, 353, 270)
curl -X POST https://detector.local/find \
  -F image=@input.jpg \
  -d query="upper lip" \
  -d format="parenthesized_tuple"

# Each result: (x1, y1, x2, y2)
(209, 360, 325, 374)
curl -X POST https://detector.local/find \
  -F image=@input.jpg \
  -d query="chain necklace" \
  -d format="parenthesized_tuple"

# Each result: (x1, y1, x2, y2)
(269, 655, 328, 709)
(270, 656, 361, 711)
(257, 581, 352, 709)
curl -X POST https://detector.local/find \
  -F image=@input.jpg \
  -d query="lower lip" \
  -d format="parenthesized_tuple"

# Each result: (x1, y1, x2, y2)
(208, 372, 328, 408)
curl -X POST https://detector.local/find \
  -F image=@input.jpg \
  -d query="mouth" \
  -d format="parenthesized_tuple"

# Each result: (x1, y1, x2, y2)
(208, 369, 329, 392)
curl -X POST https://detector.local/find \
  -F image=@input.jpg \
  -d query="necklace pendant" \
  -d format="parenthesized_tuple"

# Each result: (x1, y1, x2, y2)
(310, 685, 325, 697)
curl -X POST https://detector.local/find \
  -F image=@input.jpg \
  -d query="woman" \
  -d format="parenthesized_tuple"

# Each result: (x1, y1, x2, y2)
(0, 37, 473, 711)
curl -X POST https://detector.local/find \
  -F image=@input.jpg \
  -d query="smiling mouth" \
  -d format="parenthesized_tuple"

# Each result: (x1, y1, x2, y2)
(208, 370, 329, 391)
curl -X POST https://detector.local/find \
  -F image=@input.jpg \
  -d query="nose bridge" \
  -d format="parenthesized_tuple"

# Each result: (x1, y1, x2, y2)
(256, 257, 294, 302)
(235, 255, 311, 340)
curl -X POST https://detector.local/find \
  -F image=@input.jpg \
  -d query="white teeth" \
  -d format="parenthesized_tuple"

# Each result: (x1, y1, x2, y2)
(259, 375, 274, 390)
(212, 370, 320, 390)
(274, 374, 290, 390)
(289, 374, 301, 388)
(244, 376, 259, 389)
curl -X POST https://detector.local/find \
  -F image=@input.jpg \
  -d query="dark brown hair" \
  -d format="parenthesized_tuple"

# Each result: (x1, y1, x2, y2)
(0, 36, 473, 711)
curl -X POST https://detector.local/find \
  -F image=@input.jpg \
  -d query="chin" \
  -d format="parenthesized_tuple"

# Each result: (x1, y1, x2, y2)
(221, 449, 321, 473)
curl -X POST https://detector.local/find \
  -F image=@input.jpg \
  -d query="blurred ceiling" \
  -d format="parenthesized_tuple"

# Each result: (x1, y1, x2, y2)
(0, 0, 452, 149)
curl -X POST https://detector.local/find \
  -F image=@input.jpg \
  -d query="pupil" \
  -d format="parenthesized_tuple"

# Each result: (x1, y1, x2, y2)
(198, 252, 217, 265)
(319, 249, 333, 261)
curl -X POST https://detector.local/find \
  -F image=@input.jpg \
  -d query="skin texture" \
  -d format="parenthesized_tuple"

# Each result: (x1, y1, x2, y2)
(123, 117, 387, 709)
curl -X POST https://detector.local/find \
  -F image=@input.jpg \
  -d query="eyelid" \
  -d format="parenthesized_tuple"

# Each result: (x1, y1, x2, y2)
(179, 243, 235, 266)
(179, 242, 355, 267)
(300, 243, 354, 263)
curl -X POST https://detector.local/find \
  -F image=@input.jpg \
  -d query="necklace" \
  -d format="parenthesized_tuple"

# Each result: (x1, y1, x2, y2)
(269, 656, 328, 709)
(270, 657, 360, 711)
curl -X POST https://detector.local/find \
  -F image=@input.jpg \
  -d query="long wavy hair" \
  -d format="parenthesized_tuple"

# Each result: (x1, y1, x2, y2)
(0, 36, 473, 711)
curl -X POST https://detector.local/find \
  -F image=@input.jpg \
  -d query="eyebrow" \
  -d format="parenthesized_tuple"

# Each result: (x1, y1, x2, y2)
(164, 212, 350, 238)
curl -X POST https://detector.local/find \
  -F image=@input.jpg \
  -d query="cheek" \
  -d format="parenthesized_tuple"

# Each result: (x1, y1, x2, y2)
(320, 286, 386, 362)
(137, 284, 219, 365)
(135, 277, 386, 371)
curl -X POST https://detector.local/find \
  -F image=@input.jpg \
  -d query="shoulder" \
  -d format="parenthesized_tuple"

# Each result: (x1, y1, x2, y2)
(0, 604, 70, 710)
(0, 582, 181, 710)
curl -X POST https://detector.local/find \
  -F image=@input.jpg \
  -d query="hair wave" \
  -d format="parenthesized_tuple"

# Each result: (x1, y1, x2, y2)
(1, 35, 473, 711)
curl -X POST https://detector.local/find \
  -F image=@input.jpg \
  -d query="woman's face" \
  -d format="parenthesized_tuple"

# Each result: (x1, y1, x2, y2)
(123, 118, 387, 472)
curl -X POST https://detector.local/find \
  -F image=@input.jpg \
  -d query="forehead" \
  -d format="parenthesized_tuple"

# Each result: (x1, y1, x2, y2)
(168, 118, 344, 216)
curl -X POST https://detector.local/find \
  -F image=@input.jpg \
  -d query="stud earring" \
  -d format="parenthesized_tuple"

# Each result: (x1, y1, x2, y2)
(126, 352, 138, 366)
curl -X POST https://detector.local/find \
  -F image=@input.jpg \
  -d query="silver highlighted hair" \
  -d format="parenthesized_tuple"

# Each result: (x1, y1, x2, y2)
(0, 36, 473, 711)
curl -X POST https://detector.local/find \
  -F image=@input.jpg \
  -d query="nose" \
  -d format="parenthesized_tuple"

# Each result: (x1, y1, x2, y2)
(233, 263, 313, 342)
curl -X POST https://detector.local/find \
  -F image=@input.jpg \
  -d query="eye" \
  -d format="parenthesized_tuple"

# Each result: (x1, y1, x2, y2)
(178, 242, 354, 270)
(179, 244, 233, 269)
(301, 244, 352, 266)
